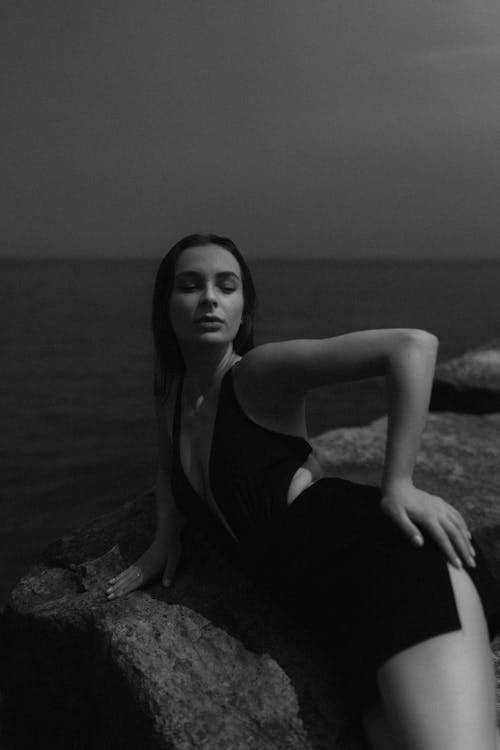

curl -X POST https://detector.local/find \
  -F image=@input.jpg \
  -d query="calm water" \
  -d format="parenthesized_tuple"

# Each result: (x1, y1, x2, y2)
(2, 258, 500, 605)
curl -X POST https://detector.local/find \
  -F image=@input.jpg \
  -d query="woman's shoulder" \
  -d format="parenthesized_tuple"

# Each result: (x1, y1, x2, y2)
(237, 339, 320, 378)
(235, 343, 282, 394)
(235, 340, 311, 400)
(234, 344, 307, 422)
(237, 340, 299, 373)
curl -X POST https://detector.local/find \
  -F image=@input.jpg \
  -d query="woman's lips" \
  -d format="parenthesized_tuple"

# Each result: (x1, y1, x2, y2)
(195, 316, 224, 327)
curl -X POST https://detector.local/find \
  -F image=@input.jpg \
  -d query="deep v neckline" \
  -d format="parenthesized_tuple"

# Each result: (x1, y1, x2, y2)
(176, 362, 240, 542)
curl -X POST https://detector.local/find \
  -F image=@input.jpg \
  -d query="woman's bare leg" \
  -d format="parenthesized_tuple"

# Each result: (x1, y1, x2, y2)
(362, 696, 500, 750)
(370, 563, 498, 750)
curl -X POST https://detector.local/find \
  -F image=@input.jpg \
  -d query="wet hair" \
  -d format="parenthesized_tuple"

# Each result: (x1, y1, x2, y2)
(152, 233, 257, 403)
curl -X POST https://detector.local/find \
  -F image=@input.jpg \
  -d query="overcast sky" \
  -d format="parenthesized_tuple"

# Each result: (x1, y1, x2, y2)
(2, 1, 500, 259)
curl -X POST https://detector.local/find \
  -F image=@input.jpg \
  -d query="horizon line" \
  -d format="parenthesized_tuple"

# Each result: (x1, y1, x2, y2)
(1, 255, 500, 263)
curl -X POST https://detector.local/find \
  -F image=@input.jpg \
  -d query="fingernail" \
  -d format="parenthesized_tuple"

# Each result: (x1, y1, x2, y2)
(469, 558, 476, 568)
(108, 593, 114, 599)
(455, 558, 462, 568)
(470, 546, 476, 556)
(413, 535, 423, 546)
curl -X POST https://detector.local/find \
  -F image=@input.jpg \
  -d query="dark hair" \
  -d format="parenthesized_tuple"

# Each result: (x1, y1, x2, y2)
(152, 233, 257, 402)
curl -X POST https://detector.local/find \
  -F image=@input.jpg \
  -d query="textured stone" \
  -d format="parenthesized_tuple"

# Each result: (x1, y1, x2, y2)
(2, 411, 500, 748)
(431, 338, 500, 412)
(0, 501, 352, 750)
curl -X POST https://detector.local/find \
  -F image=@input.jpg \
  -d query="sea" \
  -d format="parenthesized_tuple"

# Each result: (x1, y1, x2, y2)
(2, 258, 500, 606)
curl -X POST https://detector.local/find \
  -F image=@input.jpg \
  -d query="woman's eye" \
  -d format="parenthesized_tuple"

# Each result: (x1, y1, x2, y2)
(176, 281, 236, 293)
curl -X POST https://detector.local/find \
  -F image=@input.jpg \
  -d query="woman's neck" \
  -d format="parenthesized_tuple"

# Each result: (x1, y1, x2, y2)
(181, 346, 240, 399)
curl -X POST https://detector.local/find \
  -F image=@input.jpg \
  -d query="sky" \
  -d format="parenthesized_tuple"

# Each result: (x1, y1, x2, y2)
(2, 1, 500, 260)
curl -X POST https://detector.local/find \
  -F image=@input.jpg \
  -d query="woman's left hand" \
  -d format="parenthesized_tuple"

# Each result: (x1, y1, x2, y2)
(380, 480, 476, 569)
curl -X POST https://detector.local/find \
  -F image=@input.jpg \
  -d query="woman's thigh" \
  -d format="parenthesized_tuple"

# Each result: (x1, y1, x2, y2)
(374, 563, 497, 750)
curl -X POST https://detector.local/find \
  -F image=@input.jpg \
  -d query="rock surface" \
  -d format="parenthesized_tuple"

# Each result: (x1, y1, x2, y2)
(0, 500, 351, 750)
(431, 338, 500, 412)
(2, 411, 500, 749)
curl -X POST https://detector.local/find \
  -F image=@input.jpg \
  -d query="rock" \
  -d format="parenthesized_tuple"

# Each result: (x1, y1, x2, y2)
(0, 495, 354, 750)
(431, 338, 500, 412)
(2, 411, 500, 748)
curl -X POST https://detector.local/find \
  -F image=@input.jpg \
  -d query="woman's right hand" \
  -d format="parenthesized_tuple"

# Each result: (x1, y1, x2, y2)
(105, 536, 182, 600)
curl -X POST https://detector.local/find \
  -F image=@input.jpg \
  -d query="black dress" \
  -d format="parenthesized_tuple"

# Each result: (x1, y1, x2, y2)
(171, 361, 500, 708)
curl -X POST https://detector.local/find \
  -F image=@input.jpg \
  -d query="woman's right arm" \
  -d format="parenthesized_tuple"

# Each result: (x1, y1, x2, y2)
(151, 462, 186, 583)
(105, 395, 185, 599)
(153, 386, 186, 545)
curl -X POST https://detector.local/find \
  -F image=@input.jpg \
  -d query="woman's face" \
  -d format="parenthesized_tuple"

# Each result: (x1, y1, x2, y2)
(169, 244, 245, 351)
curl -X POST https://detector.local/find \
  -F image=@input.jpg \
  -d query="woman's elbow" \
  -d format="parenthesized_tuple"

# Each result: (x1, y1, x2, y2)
(407, 329, 439, 352)
(388, 330, 438, 366)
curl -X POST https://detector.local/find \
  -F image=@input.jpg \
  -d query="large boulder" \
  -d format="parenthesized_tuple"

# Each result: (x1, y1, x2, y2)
(431, 338, 500, 412)
(1, 563, 313, 750)
(2, 411, 500, 749)
(0, 496, 356, 750)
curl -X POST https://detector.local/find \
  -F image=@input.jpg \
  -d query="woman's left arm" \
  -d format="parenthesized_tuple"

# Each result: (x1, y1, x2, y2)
(380, 333, 476, 569)
(240, 329, 475, 568)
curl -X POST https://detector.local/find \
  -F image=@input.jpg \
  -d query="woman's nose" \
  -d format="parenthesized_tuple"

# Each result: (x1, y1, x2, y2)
(201, 282, 217, 304)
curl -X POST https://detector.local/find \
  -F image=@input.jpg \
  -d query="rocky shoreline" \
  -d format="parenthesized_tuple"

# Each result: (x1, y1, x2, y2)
(430, 337, 500, 413)
(1, 339, 500, 750)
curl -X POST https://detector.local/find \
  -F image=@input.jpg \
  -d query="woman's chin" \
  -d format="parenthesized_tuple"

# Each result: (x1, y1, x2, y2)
(185, 332, 234, 347)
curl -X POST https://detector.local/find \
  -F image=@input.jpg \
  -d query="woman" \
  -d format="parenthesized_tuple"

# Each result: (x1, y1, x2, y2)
(106, 233, 500, 749)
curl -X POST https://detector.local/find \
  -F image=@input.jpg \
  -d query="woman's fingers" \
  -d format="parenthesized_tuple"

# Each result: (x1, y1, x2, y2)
(390, 507, 476, 570)
(448, 507, 472, 541)
(445, 510, 475, 554)
(382, 490, 477, 570)
(389, 507, 424, 547)
(432, 499, 475, 565)
(440, 517, 476, 568)
(424, 523, 464, 568)
(162, 541, 182, 587)
(106, 564, 143, 599)
(105, 539, 183, 599)
(424, 520, 475, 569)
(106, 569, 142, 598)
